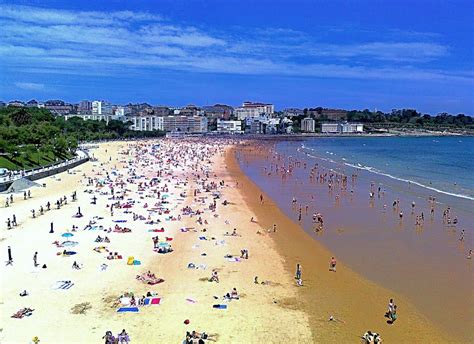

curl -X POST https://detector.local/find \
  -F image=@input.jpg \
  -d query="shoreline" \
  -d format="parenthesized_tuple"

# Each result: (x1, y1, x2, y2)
(0, 139, 464, 343)
(227, 145, 456, 343)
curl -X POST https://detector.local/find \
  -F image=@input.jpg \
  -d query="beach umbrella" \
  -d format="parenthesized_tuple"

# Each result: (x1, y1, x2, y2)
(62, 233, 74, 238)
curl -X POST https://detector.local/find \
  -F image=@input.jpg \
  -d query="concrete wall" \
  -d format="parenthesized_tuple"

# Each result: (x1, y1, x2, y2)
(0, 157, 89, 192)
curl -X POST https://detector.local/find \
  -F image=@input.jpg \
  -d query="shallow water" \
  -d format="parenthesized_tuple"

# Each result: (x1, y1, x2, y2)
(238, 136, 474, 342)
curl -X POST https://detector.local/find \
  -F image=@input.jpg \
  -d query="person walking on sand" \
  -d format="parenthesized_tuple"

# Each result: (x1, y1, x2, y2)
(260, 194, 264, 204)
(329, 257, 337, 272)
(273, 223, 277, 232)
(33, 252, 38, 267)
(386, 299, 395, 319)
(459, 229, 465, 242)
(296, 264, 302, 280)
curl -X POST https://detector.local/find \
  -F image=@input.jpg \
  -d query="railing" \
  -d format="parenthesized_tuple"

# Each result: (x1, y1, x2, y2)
(0, 149, 89, 184)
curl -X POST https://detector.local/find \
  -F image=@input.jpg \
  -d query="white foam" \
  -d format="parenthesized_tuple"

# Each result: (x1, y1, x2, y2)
(300, 145, 474, 201)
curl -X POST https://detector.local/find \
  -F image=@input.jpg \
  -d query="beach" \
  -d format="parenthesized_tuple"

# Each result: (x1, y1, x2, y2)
(0, 139, 462, 343)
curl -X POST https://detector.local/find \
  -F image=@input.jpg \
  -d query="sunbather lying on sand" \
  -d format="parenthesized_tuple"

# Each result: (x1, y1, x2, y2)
(185, 330, 218, 343)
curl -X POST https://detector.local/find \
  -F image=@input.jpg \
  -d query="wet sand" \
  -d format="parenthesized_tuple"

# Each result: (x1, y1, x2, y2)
(236, 140, 474, 342)
(229, 144, 458, 343)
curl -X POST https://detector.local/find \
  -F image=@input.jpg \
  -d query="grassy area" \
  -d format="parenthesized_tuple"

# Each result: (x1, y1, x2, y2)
(0, 150, 73, 170)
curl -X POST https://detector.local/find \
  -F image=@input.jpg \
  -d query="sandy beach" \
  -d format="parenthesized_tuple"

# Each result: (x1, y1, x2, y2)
(0, 139, 458, 343)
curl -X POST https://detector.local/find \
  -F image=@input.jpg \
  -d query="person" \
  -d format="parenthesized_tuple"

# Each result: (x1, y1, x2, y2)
(296, 278, 303, 286)
(102, 331, 115, 344)
(117, 329, 130, 343)
(386, 299, 395, 319)
(230, 287, 239, 299)
(389, 305, 398, 323)
(210, 269, 219, 283)
(295, 264, 302, 280)
(72, 261, 81, 270)
(33, 252, 38, 267)
(362, 331, 382, 344)
(12, 214, 17, 226)
(273, 223, 277, 232)
(329, 257, 337, 272)
(6, 218, 11, 230)
(467, 250, 472, 259)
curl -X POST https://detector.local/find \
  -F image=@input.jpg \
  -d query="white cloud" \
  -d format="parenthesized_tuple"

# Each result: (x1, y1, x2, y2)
(0, 4, 470, 84)
(0, 4, 162, 26)
(15, 82, 45, 90)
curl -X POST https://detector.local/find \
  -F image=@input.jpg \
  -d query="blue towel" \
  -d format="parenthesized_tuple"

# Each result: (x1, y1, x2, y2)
(213, 304, 227, 309)
(117, 307, 139, 313)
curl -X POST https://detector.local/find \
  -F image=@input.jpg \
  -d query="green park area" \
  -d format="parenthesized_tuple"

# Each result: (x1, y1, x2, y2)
(0, 107, 164, 171)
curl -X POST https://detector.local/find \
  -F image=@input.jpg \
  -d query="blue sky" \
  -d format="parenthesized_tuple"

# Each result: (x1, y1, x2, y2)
(0, 0, 473, 114)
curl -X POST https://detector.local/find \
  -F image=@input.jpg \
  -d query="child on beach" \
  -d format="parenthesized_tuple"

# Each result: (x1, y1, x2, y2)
(329, 257, 337, 272)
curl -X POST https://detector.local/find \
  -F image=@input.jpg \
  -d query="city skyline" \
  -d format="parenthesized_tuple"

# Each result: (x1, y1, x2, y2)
(1, 0, 473, 114)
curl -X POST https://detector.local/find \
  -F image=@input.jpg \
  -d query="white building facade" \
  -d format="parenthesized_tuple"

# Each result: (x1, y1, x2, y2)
(235, 102, 274, 120)
(301, 117, 316, 132)
(130, 115, 164, 131)
(162, 116, 208, 133)
(321, 122, 364, 134)
(216, 120, 243, 134)
(64, 113, 112, 124)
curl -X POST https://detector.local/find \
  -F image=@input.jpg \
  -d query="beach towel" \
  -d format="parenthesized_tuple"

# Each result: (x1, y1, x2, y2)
(150, 297, 160, 305)
(114, 220, 128, 223)
(57, 251, 77, 256)
(149, 229, 165, 232)
(166, 237, 173, 241)
(199, 237, 207, 240)
(117, 307, 139, 313)
(133, 260, 141, 265)
(127, 257, 134, 265)
(186, 298, 197, 304)
(61, 241, 78, 247)
(227, 257, 241, 262)
(212, 304, 227, 309)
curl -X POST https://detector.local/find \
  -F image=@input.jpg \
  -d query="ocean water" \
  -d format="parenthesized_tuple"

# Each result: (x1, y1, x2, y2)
(301, 136, 474, 200)
(238, 135, 474, 341)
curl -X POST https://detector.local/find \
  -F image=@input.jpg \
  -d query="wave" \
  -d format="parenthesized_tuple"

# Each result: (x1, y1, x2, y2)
(300, 145, 474, 201)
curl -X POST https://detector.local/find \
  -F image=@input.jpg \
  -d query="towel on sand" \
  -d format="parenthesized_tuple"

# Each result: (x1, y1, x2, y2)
(117, 307, 139, 313)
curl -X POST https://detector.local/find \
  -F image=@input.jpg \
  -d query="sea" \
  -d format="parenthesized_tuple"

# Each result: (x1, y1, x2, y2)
(238, 135, 474, 342)
(301, 136, 474, 201)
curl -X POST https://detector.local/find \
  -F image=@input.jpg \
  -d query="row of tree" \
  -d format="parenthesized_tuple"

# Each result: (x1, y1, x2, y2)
(345, 109, 473, 128)
(0, 107, 164, 169)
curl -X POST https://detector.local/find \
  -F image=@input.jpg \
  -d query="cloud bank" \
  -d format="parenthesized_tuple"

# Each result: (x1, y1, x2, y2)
(0, 4, 471, 83)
